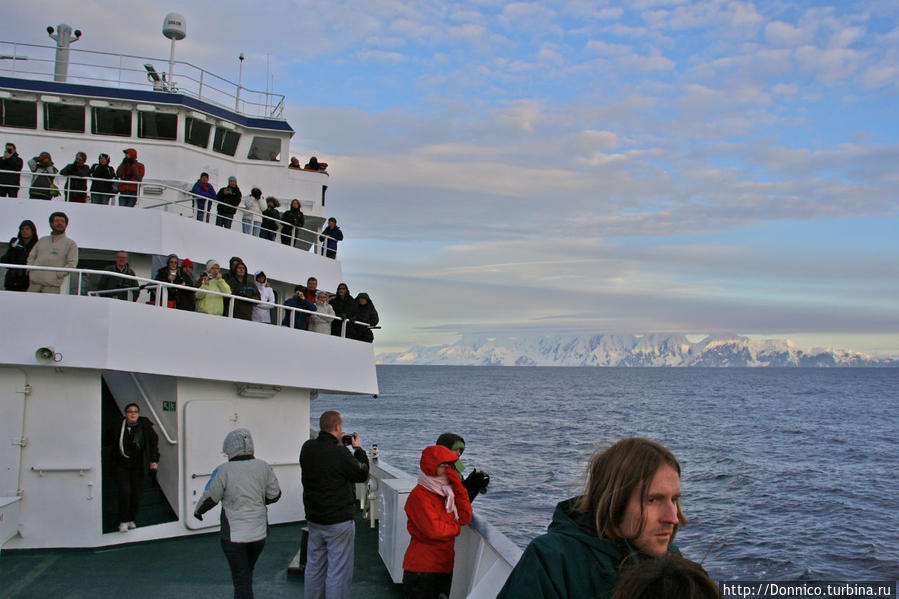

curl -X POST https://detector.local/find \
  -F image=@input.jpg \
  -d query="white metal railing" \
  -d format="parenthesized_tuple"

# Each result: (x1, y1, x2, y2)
(0, 263, 372, 338)
(0, 168, 332, 254)
(0, 41, 285, 119)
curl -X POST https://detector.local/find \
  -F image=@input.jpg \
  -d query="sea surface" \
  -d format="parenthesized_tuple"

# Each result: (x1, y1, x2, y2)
(312, 366, 899, 582)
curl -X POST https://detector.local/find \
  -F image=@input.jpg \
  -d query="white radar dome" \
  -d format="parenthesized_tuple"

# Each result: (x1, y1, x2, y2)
(162, 13, 186, 40)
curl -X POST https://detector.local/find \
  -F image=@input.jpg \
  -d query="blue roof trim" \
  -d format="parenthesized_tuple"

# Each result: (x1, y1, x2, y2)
(0, 76, 294, 133)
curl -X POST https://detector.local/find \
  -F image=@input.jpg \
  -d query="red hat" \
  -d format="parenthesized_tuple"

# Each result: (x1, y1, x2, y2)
(181, 258, 193, 268)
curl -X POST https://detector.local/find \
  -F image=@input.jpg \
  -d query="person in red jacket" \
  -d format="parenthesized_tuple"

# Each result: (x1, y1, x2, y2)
(402, 445, 473, 599)
(116, 148, 145, 207)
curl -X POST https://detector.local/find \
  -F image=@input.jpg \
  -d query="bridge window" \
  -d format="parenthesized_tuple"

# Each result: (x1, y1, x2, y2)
(91, 107, 132, 137)
(213, 127, 240, 156)
(1, 99, 37, 129)
(248, 136, 280, 161)
(44, 103, 85, 133)
(138, 112, 177, 140)
(185, 117, 211, 148)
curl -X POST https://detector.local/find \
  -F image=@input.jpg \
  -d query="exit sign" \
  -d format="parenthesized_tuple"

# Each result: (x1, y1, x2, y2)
(162, 401, 176, 412)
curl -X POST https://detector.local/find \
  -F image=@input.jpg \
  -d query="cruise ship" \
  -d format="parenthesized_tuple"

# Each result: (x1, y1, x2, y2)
(0, 16, 518, 598)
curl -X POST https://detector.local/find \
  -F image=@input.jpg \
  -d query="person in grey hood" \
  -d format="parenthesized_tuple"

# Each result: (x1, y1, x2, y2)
(195, 429, 281, 599)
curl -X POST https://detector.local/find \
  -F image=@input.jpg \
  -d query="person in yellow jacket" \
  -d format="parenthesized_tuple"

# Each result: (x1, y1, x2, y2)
(196, 259, 231, 315)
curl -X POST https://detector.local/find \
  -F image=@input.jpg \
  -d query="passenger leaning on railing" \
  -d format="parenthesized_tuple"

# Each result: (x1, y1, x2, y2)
(175, 259, 198, 311)
(89, 154, 117, 205)
(116, 148, 144, 208)
(60, 152, 90, 203)
(260, 197, 281, 242)
(1, 219, 38, 291)
(26, 211, 78, 294)
(349, 292, 378, 343)
(310, 291, 336, 335)
(0, 142, 24, 197)
(242, 187, 265, 237)
(27, 152, 58, 200)
(96, 250, 138, 301)
(251, 270, 275, 323)
(280, 198, 304, 246)
(216, 176, 241, 229)
(196, 259, 231, 316)
(191, 172, 217, 223)
(224, 260, 259, 321)
(281, 285, 316, 330)
(328, 282, 356, 336)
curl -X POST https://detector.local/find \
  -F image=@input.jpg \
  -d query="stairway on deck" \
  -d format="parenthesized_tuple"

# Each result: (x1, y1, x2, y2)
(101, 379, 177, 533)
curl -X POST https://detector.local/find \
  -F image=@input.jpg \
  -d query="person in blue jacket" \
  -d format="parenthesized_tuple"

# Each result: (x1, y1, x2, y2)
(191, 172, 218, 223)
(281, 284, 317, 329)
(319, 217, 343, 259)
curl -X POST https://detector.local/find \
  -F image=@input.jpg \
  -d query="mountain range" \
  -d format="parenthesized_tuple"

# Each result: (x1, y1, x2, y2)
(377, 334, 898, 367)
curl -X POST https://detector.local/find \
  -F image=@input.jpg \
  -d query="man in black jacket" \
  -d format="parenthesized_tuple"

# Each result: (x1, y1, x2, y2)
(300, 410, 369, 599)
(0, 142, 24, 197)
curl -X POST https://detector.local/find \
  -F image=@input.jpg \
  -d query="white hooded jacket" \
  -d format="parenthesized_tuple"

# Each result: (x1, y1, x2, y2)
(252, 271, 275, 323)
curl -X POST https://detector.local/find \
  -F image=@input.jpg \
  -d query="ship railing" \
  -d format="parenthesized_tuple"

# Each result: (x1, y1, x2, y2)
(0, 168, 331, 255)
(0, 41, 285, 119)
(0, 263, 371, 338)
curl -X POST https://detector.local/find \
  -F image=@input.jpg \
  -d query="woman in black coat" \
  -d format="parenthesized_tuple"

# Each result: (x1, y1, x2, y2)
(2, 219, 38, 291)
(106, 403, 159, 532)
(60, 152, 90, 203)
(280, 199, 304, 246)
(329, 282, 356, 336)
(349, 292, 379, 343)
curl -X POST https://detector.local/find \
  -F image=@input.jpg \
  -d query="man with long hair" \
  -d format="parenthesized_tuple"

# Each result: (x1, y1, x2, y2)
(499, 437, 688, 598)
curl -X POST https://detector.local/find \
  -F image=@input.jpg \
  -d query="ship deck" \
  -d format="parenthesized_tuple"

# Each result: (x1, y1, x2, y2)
(0, 511, 402, 598)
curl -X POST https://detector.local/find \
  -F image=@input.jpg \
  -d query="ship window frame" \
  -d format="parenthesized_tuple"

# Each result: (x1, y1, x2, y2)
(213, 127, 241, 156)
(91, 106, 132, 137)
(185, 117, 212, 148)
(137, 111, 178, 140)
(1, 98, 37, 129)
(247, 136, 281, 161)
(44, 102, 86, 133)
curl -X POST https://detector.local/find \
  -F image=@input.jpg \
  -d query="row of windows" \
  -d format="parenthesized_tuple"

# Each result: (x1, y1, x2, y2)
(0, 98, 280, 160)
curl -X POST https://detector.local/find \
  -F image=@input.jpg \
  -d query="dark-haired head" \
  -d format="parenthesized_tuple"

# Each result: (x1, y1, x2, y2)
(612, 555, 719, 599)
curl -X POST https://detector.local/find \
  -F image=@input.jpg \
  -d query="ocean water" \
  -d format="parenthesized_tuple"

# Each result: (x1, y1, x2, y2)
(312, 366, 899, 581)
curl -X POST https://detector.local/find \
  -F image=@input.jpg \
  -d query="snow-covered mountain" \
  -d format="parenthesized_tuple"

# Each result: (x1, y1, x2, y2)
(377, 334, 898, 367)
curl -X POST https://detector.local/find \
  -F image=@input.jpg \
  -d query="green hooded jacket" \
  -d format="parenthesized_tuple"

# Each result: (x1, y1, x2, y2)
(498, 498, 679, 599)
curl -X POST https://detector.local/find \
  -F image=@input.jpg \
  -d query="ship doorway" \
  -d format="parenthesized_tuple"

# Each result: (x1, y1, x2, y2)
(101, 376, 178, 533)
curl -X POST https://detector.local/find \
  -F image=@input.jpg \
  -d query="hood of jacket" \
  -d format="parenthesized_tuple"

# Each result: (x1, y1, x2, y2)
(123, 148, 138, 159)
(548, 498, 638, 564)
(419, 445, 460, 477)
(223, 428, 254, 459)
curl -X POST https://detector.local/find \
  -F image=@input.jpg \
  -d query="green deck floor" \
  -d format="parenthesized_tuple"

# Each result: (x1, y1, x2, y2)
(0, 511, 404, 599)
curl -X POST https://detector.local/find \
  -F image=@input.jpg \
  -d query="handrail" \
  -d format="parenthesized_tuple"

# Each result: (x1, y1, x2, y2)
(128, 373, 176, 446)
(30, 466, 92, 476)
(0, 168, 330, 254)
(0, 263, 373, 333)
(0, 41, 285, 119)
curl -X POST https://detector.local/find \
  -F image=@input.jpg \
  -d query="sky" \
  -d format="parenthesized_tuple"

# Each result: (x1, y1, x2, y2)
(4, 1, 898, 356)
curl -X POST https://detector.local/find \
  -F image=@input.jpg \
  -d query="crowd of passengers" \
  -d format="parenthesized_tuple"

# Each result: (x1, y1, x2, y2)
(2, 217, 376, 342)
(1, 142, 343, 258)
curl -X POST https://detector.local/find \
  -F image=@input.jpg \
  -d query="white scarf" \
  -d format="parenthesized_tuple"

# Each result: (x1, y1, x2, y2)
(416, 471, 458, 520)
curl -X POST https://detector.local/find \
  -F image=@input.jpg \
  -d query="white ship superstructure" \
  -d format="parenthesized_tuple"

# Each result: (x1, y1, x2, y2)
(0, 25, 377, 551)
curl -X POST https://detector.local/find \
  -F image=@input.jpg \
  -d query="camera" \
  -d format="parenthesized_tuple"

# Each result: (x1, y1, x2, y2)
(341, 434, 354, 446)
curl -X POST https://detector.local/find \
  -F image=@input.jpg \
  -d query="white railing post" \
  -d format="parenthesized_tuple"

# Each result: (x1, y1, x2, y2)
(341, 319, 348, 338)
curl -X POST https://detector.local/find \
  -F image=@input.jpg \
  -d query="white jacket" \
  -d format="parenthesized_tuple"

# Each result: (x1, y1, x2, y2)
(310, 300, 335, 334)
(242, 194, 265, 225)
(252, 281, 275, 323)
